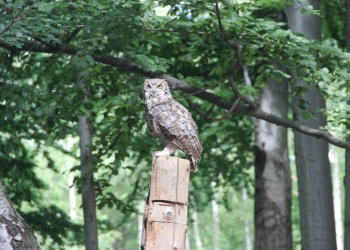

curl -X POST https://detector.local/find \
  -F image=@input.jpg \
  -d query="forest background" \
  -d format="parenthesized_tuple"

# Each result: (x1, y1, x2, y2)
(1, 0, 350, 249)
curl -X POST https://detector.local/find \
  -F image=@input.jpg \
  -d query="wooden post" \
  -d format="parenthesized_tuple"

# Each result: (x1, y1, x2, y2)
(141, 156, 191, 250)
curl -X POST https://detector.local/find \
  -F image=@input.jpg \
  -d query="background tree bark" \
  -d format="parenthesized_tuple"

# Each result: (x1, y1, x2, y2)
(190, 195, 203, 250)
(329, 148, 343, 249)
(253, 63, 292, 250)
(0, 182, 40, 250)
(211, 182, 220, 250)
(242, 188, 252, 250)
(67, 135, 77, 221)
(76, 67, 99, 250)
(285, 1, 337, 249)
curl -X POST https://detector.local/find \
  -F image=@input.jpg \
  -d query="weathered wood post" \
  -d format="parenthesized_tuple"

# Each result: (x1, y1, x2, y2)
(141, 155, 191, 250)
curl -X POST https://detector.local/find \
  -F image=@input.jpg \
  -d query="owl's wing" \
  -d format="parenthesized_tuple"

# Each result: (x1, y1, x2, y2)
(143, 92, 155, 136)
(153, 100, 202, 161)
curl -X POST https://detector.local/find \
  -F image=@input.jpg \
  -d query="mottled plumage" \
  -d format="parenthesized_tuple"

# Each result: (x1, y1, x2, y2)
(143, 79, 202, 171)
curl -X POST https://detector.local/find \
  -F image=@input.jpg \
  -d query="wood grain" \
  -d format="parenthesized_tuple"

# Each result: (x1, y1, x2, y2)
(141, 156, 190, 250)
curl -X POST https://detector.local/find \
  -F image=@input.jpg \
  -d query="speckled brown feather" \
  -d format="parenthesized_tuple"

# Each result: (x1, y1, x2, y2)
(143, 79, 202, 171)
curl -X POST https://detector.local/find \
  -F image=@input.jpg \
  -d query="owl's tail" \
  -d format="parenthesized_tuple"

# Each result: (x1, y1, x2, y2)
(187, 155, 198, 172)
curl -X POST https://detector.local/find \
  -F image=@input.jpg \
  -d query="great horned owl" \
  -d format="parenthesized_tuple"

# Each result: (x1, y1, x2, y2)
(143, 78, 202, 172)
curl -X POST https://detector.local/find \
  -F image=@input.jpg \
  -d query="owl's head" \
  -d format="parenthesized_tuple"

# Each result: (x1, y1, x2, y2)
(143, 79, 172, 98)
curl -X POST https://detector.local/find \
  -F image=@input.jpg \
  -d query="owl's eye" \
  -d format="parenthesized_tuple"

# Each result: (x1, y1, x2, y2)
(147, 84, 151, 88)
(157, 84, 162, 89)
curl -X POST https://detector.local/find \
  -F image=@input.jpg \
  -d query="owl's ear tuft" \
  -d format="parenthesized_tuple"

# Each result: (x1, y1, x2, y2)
(160, 79, 168, 85)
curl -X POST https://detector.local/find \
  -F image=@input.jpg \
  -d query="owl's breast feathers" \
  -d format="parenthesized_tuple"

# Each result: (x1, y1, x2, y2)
(147, 97, 202, 171)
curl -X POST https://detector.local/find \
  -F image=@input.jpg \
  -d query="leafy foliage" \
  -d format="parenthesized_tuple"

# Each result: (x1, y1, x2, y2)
(23, 205, 84, 248)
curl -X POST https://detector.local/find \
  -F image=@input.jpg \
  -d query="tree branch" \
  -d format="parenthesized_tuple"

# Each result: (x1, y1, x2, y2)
(0, 0, 39, 36)
(180, 79, 224, 97)
(64, 27, 83, 44)
(214, 0, 241, 75)
(95, 130, 123, 158)
(214, 0, 226, 39)
(185, 96, 241, 122)
(228, 75, 257, 110)
(1, 40, 349, 149)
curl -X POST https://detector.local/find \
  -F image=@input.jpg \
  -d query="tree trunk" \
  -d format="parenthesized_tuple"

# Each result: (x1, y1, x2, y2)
(189, 195, 203, 250)
(253, 63, 292, 250)
(67, 135, 77, 221)
(186, 232, 190, 250)
(285, 1, 337, 249)
(0, 182, 40, 250)
(76, 67, 99, 250)
(242, 188, 252, 250)
(345, 140, 350, 250)
(329, 148, 343, 250)
(191, 209, 202, 250)
(211, 182, 220, 250)
(138, 201, 144, 245)
(344, 0, 350, 248)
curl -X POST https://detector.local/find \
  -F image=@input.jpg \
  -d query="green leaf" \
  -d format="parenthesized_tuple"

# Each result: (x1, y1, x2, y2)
(84, 103, 94, 110)
(273, 70, 291, 78)
(85, 55, 94, 63)
(293, 86, 310, 96)
(58, 127, 66, 139)
(35, 109, 44, 117)
(70, 165, 81, 172)
(302, 110, 310, 119)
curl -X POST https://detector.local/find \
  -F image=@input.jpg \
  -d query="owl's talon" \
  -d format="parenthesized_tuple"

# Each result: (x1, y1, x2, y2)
(152, 156, 157, 166)
(153, 150, 171, 156)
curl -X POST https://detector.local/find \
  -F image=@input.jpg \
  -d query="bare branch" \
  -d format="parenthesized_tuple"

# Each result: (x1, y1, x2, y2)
(64, 27, 83, 44)
(179, 79, 225, 98)
(214, 0, 243, 96)
(95, 130, 123, 158)
(214, 0, 226, 39)
(206, 103, 216, 116)
(0, 4, 14, 14)
(0, 0, 39, 36)
(185, 96, 241, 122)
(228, 75, 257, 110)
(1, 40, 350, 149)
(184, 75, 255, 121)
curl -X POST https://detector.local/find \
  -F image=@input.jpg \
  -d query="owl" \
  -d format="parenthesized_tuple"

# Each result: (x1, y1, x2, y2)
(143, 79, 202, 172)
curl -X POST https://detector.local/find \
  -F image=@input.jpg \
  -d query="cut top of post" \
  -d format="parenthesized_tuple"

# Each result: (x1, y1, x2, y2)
(150, 156, 191, 204)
